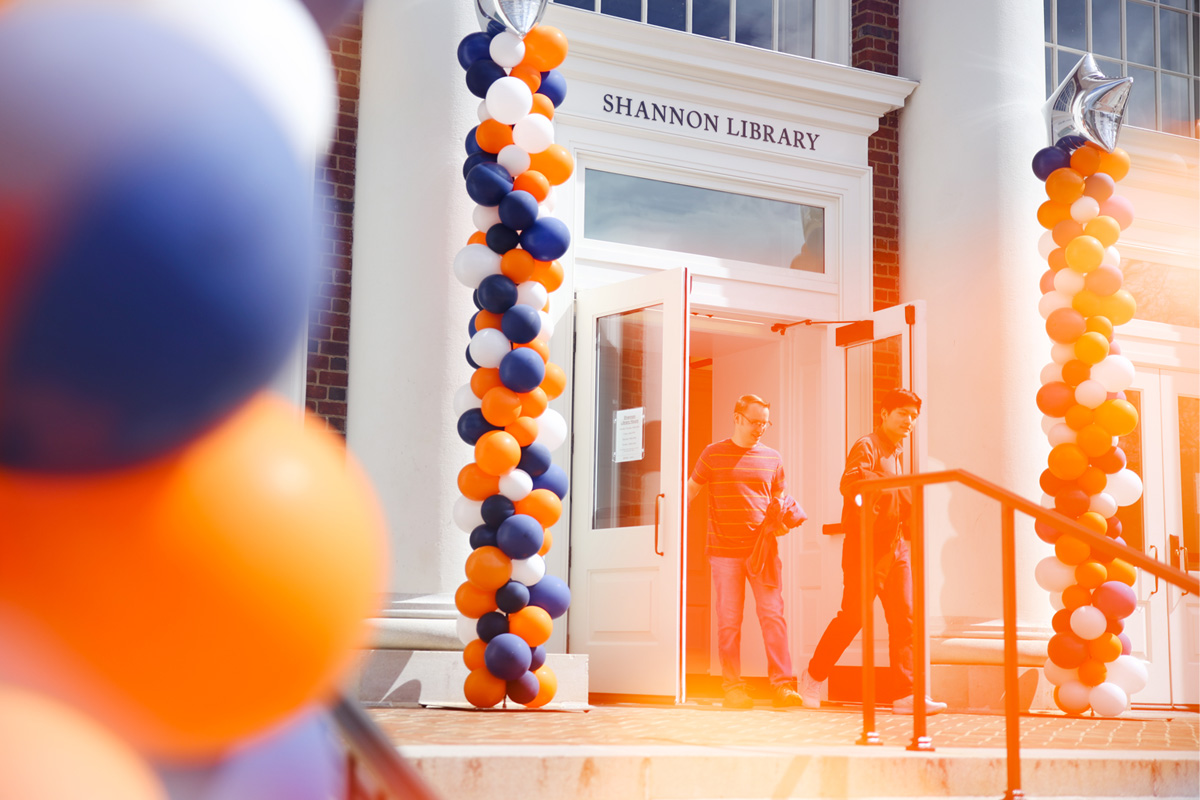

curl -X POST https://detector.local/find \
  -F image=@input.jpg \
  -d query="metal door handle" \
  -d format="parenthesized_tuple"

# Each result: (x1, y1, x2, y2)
(654, 493, 665, 556)
(1149, 545, 1160, 597)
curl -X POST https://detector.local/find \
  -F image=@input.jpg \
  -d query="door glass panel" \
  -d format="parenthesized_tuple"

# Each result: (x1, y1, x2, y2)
(1179, 395, 1198, 570)
(1116, 390, 1146, 553)
(845, 335, 903, 460)
(593, 306, 665, 529)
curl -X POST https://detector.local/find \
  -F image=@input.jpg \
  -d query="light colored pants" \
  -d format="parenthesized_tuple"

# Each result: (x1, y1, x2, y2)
(709, 554, 795, 691)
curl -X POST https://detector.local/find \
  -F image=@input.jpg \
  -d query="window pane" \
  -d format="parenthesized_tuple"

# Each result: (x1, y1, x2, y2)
(648, 0, 686, 30)
(693, 0, 731, 41)
(736, 0, 774, 49)
(601, 0, 642, 21)
(1160, 0, 1192, 9)
(1159, 8, 1192, 73)
(1092, 0, 1123, 59)
(1127, 65, 1158, 127)
(1044, 0, 1053, 42)
(779, 0, 815, 57)
(1127, 1, 1157, 66)
(1095, 56, 1124, 78)
(1179, 395, 1199, 571)
(1057, 0, 1087, 50)
(584, 169, 826, 272)
(1059, 50, 1087, 88)
(1116, 390, 1145, 553)
(1123, 260, 1200, 326)
(1160, 72, 1196, 135)
(554, 0, 596, 10)
(1046, 46, 1055, 97)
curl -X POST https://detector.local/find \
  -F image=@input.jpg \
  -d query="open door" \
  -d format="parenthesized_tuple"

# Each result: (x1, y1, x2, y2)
(569, 268, 690, 699)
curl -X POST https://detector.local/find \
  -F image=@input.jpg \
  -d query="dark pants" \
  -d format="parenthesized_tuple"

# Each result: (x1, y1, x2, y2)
(807, 535, 913, 696)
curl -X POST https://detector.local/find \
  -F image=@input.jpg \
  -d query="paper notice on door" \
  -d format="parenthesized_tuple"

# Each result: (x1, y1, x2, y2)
(613, 407, 645, 463)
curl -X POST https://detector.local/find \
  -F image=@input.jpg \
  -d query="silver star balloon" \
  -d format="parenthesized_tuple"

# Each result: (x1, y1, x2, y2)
(475, 0, 549, 36)
(1043, 54, 1133, 152)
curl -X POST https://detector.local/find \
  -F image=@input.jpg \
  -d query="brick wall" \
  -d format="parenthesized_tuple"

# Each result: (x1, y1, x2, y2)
(307, 14, 363, 435)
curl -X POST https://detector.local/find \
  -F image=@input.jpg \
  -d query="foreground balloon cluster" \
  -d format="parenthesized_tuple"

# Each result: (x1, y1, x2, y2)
(1031, 137, 1148, 717)
(0, 1, 386, 797)
(451, 19, 574, 709)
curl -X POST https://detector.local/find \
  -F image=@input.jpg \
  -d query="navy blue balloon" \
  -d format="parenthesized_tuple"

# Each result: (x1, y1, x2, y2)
(484, 632, 531, 680)
(465, 343, 480, 369)
(468, 313, 478, 337)
(1031, 146, 1071, 180)
(477, 273, 518, 313)
(501, 304, 541, 344)
(486, 19, 507, 36)
(481, 493, 516, 528)
(529, 644, 547, 672)
(499, 190, 539, 231)
(499, 347, 545, 393)
(507, 670, 540, 704)
(486, 223, 520, 254)
(469, 524, 498, 550)
(528, 574, 571, 619)
(476, 611, 509, 643)
(465, 58, 507, 99)
(465, 161, 513, 207)
(532, 463, 568, 499)
(473, 288, 484, 310)
(497, 513, 544, 559)
(457, 408, 499, 445)
(465, 125, 483, 155)
(538, 69, 567, 107)
(519, 442, 552, 477)
(1055, 135, 1087, 152)
(457, 32, 493, 70)
(462, 150, 497, 180)
(519, 217, 571, 261)
(495, 580, 530, 613)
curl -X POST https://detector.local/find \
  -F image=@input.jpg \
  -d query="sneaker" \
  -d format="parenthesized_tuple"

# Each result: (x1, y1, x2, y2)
(772, 683, 804, 708)
(798, 669, 822, 709)
(723, 685, 753, 710)
(892, 694, 948, 715)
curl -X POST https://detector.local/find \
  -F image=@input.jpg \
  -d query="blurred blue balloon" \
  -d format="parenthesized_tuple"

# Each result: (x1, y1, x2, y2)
(486, 223, 520, 254)
(501, 305, 541, 344)
(477, 273, 518, 313)
(1031, 146, 1071, 181)
(495, 580, 530, 613)
(466, 343, 481, 369)
(499, 347, 545, 393)
(499, 190, 539, 231)
(538, 69, 567, 107)
(465, 161, 513, 206)
(0, 7, 315, 472)
(476, 610, 509, 642)
(507, 670, 540, 704)
(465, 58, 507, 99)
(518, 442, 551, 477)
(458, 31, 493, 71)
(497, 513, 544, 559)
(466, 126, 483, 155)
(528, 574, 571, 619)
(463, 150, 497, 179)
(469, 524, 499, 549)
(458, 408, 499, 445)
(485, 632, 532, 680)
(1055, 134, 1087, 152)
(529, 644, 547, 671)
(531, 463, 568, 498)
(481, 493, 516, 528)
(519, 217, 571, 261)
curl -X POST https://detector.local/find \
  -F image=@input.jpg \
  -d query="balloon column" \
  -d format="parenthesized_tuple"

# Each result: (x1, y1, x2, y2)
(0, 0, 385, 787)
(1032, 55, 1147, 717)
(452, 5, 574, 709)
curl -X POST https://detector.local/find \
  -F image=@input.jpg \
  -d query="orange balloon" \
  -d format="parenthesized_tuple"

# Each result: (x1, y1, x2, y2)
(1085, 315, 1113, 340)
(0, 394, 387, 758)
(509, 63, 542, 92)
(481, 386, 524, 427)
(1065, 404, 1094, 431)
(1047, 247, 1068, 271)
(513, 169, 550, 202)
(1037, 200, 1071, 229)
(1098, 289, 1136, 325)
(471, 367, 504, 399)
(457, 462, 501, 501)
(1077, 423, 1114, 458)
(1070, 289, 1103, 318)
(464, 668, 507, 708)
(1065, 235, 1104, 273)
(1056, 535, 1091, 566)
(474, 430, 522, 476)
(1062, 583, 1092, 609)
(1076, 511, 1108, 536)
(531, 259, 564, 292)
(521, 25, 569, 71)
(1075, 560, 1108, 589)
(455, 580, 499, 618)
(1088, 633, 1122, 663)
(538, 527, 553, 556)
(1077, 465, 1107, 495)
(1097, 147, 1130, 181)
(519, 386, 549, 418)
(529, 144, 574, 186)
(516, 488, 562, 528)
(1052, 219, 1084, 248)
(1083, 215, 1121, 248)
(508, 605, 553, 647)
(506, 416, 540, 447)
(500, 248, 536, 283)
(467, 230, 487, 246)
(474, 310, 503, 331)
(1094, 399, 1138, 437)
(1077, 659, 1107, 686)
(1107, 558, 1136, 586)
(463, 638, 487, 671)
(1048, 443, 1089, 480)
(1070, 143, 1104, 176)
(530, 93, 556, 120)
(524, 664, 558, 708)
(540, 361, 566, 399)
(1074, 331, 1110, 365)
(1045, 167, 1085, 203)
(519, 336, 550, 363)
(464, 546, 513, 591)
(475, 119, 514, 154)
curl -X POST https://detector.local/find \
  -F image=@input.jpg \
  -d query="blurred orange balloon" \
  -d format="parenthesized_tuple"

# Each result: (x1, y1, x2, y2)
(471, 367, 504, 399)
(1077, 659, 1107, 686)
(513, 169, 550, 202)
(1047, 248, 1068, 271)
(474, 430, 521, 476)
(531, 259, 564, 292)
(464, 546, 513, 591)
(538, 527, 553, 556)
(508, 606, 553, 647)
(529, 144, 573, 185)
(1098, 289, 1136, 325)
(541, 362, 567, 399)
(1048, 443, 1089, 480)
(519, 336, 550, 363)
(1070, 143, 1103, 176)
(1083, 215, 1120, 248)
(530, 93, 556, 120)
(0, 394, 387, 758)
(519, 386, 549, 418)
(481, 386, 523, 427)
(1107, 558, 1136, 586)
(475, 119, 513, 154)
(1094, 399, 1138, 437)
(1088, 633, 1122, 663)
(521, 25, 568, 71)
(1051, 219, 1083, 248)
(1074, 331, 1110, 365)
(1097, 147, 1130, 181)
(500, 248, 536, 283)
(474, 309, 503, 331)
(1076, 511, 1108, 537)
(509, 63, 541, 92)
(516, 488, 562, 528)
(0, 687, 167, 800)
(505, 416, 540, 447)
(455, 580, 499, 619)
(463, 668, 506, 708)
(1045, 167, 1085, 203)
(1077, 465, 1106, 494)
(1062, 583, 1092, 609)
(1075, 560, 1108, 589)
(1056, 535, 1091, 565)
(463, 639, 487, 671)
(1077, 423, 1114, 458)
(1037, 200, 1071, 229)
(467, 230, 487, 246)
(524, 664, 558, 708)
(1065, 235, 1103, 273)
(458, 462, 501, 501)
(1070, 289, 1102, 318)
(1085, 314, 1113, 340)
(1064, 404, 1093, 431)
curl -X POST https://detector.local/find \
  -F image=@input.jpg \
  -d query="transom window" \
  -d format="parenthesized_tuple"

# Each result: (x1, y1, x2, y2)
(1044, 0, 1200, 137)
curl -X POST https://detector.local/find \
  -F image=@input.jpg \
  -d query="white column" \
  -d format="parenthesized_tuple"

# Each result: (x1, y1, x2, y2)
(899, 1, 1053, 660)
(348, 0, 479, 639)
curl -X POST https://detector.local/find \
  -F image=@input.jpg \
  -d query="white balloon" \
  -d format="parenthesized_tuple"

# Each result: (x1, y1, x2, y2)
(497, 144, 531, 178)
(485, 76, 533, 125)
(1056, 680, 1091, 714)
(513, 113, 555, 154)
(488, 31, 526, 68)
(1040, 362, 1064, 385)
(1089, 492, 1117, 518)
(453, 496, 484, 532)
(1039, 291, 1072, 319)
(453, 244, 502, 288)
(473, 203, 502, 233)
(540, 187, 557, 215)
(1041, 415, 1064, 436)
(1043, 658, 1078, 687)
(1074, 379, 1108, 409)
(1070, 195, 1100, 223)
(1037, 230, 1057, 259)
(477, 99, 491, 123)
(1040, 493, 1056, 509)
(511, 554, 546, 586)
(499, 468, 533, 501)
(456, 615, 479, 646)
(1102, 245, 1121, 267)
(468, 327, 512, 369)
(1107, 469, 1144, 507)
(1053, 266, 1086, 296)
(536, 310, 555, 341)
(1105, 655, 1148, 695)
(454, 383, 482, 414)
(1035, 556, 1077, 593)
(1088, 682, 1129, 717)
(1090, 355, 1134, 393)
(1048, 423, 1076, 446)
(1070, 605, 1109, 640)
(516, 280, 549, 310)
(1051, 343, 1076, 364)
(1049, 591, 1065, 611)
(535, 408, 567, 450)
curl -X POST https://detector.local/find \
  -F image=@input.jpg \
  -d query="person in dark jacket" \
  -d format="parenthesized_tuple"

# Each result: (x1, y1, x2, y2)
(797, 387, 946, 715)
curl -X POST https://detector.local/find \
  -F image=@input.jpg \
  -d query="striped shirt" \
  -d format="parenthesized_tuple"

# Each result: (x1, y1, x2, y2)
(690, 439, 786, 558)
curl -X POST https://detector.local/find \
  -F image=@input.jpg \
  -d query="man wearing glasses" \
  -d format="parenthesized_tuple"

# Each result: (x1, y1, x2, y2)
(687, 394, 805, 710)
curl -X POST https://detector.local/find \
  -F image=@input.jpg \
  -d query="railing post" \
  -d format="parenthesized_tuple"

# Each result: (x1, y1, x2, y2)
(1000, 505, 1024, 800)
(907, 484, 933, 751)
(858, 487, 881, 746)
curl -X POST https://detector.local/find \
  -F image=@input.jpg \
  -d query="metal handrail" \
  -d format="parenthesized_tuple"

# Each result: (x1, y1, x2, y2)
(849, 468, 1198, 800)
(331, 694, 441, 800)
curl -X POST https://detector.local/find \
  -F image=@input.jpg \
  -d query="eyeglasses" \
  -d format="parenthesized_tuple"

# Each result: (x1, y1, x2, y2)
(737, 414, 772, 430)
